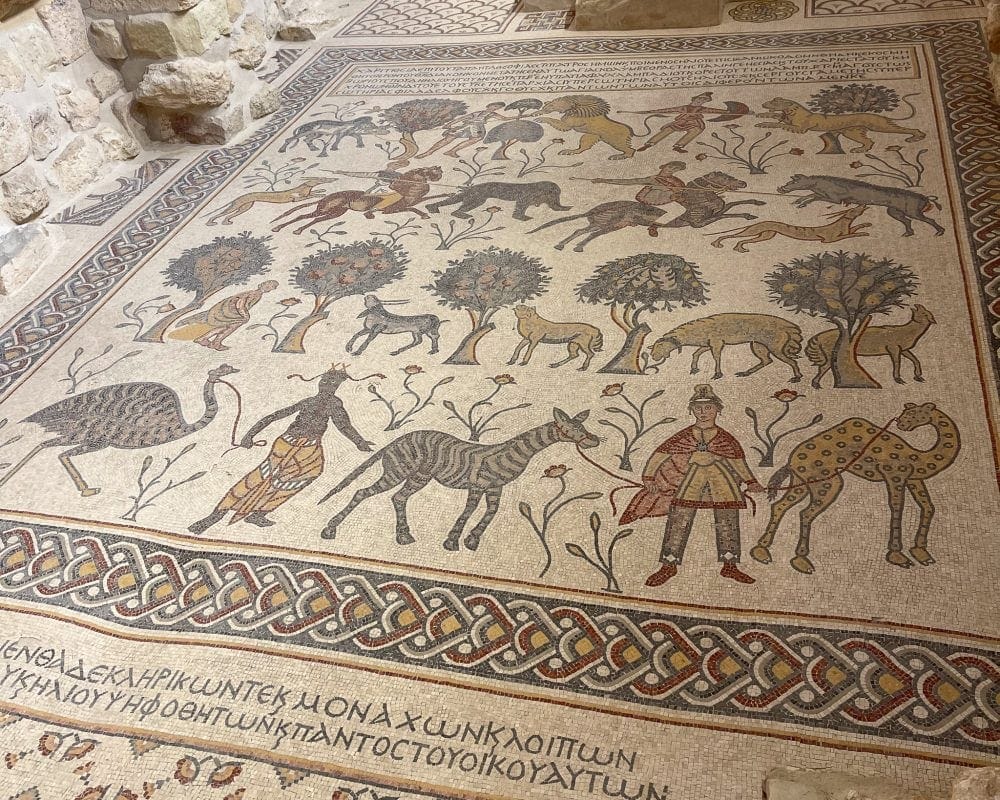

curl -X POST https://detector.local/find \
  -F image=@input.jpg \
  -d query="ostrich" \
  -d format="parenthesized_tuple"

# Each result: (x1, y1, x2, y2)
(0, 364, 238, 497)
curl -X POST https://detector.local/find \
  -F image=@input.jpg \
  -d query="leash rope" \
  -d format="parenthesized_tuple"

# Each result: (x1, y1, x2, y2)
(575, 415, 900, 518)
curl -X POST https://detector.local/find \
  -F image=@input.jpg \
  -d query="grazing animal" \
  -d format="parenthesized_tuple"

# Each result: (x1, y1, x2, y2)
(426, 181, 570, 221)
(508, 305, 604, 370)
(806, 304, 936, 388)
(529, 172, 762, 252)
(710, 205, 870, 252)
(271, 167, 443, 234)
(278, 117, 390, 157)
(534, 95, 638, 160)
(647, 313, 803, 382)
(0, 365, 238, 498)
(751, 402, 959, 574)
(777, 174, 944, 237)
(345, 295, 444, 356)
(756, 95, 925, 154)
(205, 179, 332, 225)
(318, 408, 599, 550)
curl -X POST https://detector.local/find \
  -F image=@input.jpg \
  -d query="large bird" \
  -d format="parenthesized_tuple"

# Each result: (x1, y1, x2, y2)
(0, 364, 238, 497)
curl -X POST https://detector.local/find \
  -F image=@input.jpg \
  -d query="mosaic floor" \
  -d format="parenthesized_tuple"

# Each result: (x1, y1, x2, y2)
(0, 0, 997, 796)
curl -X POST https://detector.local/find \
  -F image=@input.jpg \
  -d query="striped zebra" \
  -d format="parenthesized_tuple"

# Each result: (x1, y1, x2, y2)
(318, 408, 598, 551)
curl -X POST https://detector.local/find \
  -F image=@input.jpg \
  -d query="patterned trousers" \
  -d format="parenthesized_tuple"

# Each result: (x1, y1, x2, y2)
(658, 505, 741, 564)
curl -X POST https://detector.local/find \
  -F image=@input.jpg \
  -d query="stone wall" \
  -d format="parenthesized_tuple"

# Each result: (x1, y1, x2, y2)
(0, 0, 329, 295)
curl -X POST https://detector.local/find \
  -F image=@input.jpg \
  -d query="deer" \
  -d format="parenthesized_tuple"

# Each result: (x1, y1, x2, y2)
(709, 205, 871, 252)
(806, 304, 936, 388)
(345, 295, 445, 357)
(205, 178, 333, 225)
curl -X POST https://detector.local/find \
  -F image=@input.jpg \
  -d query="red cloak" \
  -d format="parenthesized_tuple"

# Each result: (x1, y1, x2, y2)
(619, 425, 746, 525)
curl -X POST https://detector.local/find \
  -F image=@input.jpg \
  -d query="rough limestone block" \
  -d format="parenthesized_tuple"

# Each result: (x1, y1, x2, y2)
(573, 0, 722, 29)
(987, 0, 1000, 54)
(50, 133, 105, 192)
(0, 105, 31, 177)
(93, 124, 140, 160)
(9, 22, 62, 86)
(36, 0, 90, 64)
(87, 63, 124, 100)
(951, 767, 1000, 800)
(146, 101, 243, 143)
(54, 84, 101, 131)
(111, 93, 144, 140)
(28, 107, 62, 161)
(0, 49, 26, 93)
(125, 0, 229, 57)
(276, 0, 345, 40)
(0, 0, 35, 20)
(89, 0, 199, 12)
(231, 14, 267, 68)
(764, 768, 942, 800)
(1, 165, 50, 223)
(88, 19, 128, 59)
(134, 57, 233, 109)
(0, 223, 51, 297)
(225, 0, 240, 20)
(249, 84, 278, 119)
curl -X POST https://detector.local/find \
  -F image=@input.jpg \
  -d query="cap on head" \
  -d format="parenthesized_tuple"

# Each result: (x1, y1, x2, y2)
(688, 383, 723, 409)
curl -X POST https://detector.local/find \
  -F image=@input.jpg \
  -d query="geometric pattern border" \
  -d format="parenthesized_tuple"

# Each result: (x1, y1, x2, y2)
(2, 22, 999, 397)
(1, 521, 998, 757)
(50, 158, 179, 227)
(806, 0, 982, 15)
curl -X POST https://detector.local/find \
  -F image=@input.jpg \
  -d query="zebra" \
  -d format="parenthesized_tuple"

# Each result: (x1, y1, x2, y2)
(317, 408, 598, 551)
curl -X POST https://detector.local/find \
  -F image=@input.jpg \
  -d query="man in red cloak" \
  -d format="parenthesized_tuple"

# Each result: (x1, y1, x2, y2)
(620, 384, 763, 586)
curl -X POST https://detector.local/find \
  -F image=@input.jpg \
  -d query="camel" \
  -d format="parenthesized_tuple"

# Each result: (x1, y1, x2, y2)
(751, 402, 960, 574)
(205, 179, 332, 225)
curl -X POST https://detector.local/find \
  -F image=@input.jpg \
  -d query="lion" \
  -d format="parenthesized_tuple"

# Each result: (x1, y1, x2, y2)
(534, 95, 637, 160)
(756, 95, 925, 154)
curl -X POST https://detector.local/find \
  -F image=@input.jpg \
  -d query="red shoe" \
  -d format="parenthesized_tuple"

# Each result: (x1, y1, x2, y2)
(721, 562, 755, 584)
(645, 564, 678, 587)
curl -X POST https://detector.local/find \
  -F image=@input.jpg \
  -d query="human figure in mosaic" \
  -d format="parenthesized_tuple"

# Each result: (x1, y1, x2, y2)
(415, 102, 511, 159)
(637, 92, 746, 153)
(169, 280, 279, 350)
(188, 364, 382, 533)
(620, 384, 763, 586)
(584, 160, 688, 205)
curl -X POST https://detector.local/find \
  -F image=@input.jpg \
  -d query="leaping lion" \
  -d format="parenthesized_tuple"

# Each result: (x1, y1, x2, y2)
(534, 95, 637, 160)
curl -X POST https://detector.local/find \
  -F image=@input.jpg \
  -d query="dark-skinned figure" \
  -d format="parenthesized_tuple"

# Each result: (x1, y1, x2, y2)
(189, 363, 383, 533)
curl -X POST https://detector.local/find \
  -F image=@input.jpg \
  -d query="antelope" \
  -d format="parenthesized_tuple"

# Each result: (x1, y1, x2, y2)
(205, 178, 333, 225)
(806, 304, 936, 388)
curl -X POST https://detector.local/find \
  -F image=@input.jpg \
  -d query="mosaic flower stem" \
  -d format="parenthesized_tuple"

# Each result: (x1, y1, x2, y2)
(442, 378, 530, 442)
(565, 512, 634, 593)
(369, 369, 455, 431)
(518, 468, 603, 578)
(745, 391, 824, 467)
(59, 345, 142, 395)
(598, 386, 675, 471)
(121, 443, 206, 522)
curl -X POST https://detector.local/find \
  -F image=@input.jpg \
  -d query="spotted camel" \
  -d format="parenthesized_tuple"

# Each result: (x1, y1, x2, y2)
(750, 402, 959, 574)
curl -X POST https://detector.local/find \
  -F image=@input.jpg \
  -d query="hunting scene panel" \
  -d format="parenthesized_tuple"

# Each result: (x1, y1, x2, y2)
(0, 59, 996, 636)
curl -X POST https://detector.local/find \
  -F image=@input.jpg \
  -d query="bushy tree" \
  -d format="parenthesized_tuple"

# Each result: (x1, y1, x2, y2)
(765, 251, 917, 388)
(380, 99, 467, 165)
(577, 253, 709, 374)
(275, 239, 408, 354)
(140, 232, 274, 343)
(426, 247, 549, 365)
(808, 84, 900, 115)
